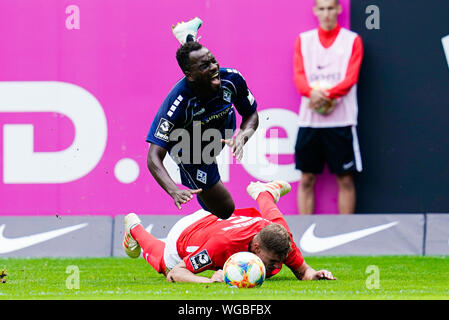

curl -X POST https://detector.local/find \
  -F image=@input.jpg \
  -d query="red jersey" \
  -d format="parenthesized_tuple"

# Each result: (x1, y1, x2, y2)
(177, 207, 304, 276)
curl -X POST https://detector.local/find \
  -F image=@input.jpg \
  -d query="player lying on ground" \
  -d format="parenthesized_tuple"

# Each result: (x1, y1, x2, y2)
(123, 181, 336, 283)
(146, 17, 259, 219)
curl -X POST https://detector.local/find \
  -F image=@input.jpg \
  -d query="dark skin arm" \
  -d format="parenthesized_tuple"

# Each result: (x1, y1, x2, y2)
(222, 110, 259, 161)
(147, 144, 202, 210)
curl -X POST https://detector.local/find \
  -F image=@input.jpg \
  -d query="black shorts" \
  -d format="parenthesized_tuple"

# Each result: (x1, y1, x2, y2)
(295, 126, 362, 175)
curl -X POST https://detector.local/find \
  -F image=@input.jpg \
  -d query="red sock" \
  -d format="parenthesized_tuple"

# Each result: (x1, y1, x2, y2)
(130, 224, 167, 275)
(256, 191, 284, 221)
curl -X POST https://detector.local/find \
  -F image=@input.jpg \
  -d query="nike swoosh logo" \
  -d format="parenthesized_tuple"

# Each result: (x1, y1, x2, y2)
(317, 64, 330, 70)
(299, 221, 398, 253)
(343, 161, 354, 170)
(0, 223, 88, 254)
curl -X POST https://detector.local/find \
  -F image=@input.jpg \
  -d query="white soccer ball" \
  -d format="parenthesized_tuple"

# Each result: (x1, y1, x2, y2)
(223, 251, 266, 288)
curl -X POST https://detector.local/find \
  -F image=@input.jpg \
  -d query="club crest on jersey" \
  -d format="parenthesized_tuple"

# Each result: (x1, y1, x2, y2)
(196, 170, 207, 184)
(154, 118, 174, 142)
(189, 249, 212, 271)
(223, 88, 232, 103)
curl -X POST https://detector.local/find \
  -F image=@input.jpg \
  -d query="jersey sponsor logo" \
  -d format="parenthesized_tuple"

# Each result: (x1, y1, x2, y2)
(154, 118, 174, 142)
(0, 223, 88, 254)
(196, 169, 207, 184)
(309, 72, 342, 84)
(299, 221, 398, 253)
(189, 249, 212, 271)
(202, 106, 232, 125)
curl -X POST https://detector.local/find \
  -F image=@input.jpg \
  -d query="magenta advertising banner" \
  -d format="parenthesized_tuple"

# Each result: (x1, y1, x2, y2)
(0, 0, 350, 216)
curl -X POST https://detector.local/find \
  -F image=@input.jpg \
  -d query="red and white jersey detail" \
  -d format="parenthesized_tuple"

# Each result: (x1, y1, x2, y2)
(177, 208, 304, 276)
(295, 26, 362, 128)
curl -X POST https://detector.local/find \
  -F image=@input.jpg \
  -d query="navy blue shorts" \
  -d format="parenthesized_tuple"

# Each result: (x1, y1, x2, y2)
(178, 162, 221, 211)
(178, 162, 221, 191)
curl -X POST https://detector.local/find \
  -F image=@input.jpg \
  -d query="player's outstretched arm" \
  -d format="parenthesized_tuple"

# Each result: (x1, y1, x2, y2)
(147, 144, 202, 210)
(292, 262, 337, 281)
(166, 261, 224, 283)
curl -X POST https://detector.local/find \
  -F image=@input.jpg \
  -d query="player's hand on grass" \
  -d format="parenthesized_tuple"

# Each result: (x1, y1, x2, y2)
(210, 270, 224, 283)
(171, 188, 202, 210)
(313, 269, 337, 280)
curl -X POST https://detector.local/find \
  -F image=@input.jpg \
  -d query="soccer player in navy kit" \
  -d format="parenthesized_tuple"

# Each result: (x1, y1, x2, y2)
(146, 18, 259, 219)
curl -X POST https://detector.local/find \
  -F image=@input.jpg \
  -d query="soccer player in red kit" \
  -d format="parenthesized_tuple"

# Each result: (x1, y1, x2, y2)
(123, 181, 336, 283)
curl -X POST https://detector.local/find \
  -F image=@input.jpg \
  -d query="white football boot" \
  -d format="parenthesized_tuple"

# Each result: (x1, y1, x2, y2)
(172, 17, 203, 44)
(246, 181, 291, 203)
(123, 213, 142, 258)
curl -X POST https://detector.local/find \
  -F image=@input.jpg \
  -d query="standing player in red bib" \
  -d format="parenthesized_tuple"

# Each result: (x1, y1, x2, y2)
(123, 181, 336, 283)
(293, 0, 364, 214)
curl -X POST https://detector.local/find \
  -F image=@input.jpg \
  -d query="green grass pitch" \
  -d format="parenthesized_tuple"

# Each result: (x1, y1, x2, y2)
(0, 256, 448, 300)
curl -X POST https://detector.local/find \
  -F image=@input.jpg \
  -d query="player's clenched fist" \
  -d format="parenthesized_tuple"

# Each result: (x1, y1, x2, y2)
(170, 188, 202, 210)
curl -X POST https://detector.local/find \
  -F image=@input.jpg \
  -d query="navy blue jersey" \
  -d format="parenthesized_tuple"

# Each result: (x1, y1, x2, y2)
(146, 68, 257, 160)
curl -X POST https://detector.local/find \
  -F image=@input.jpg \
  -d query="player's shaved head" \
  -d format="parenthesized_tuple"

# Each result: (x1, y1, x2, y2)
(176, 41, 204, 73)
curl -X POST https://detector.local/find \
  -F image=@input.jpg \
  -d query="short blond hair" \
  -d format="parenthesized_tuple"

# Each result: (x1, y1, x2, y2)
(256, 223, 292, 260)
